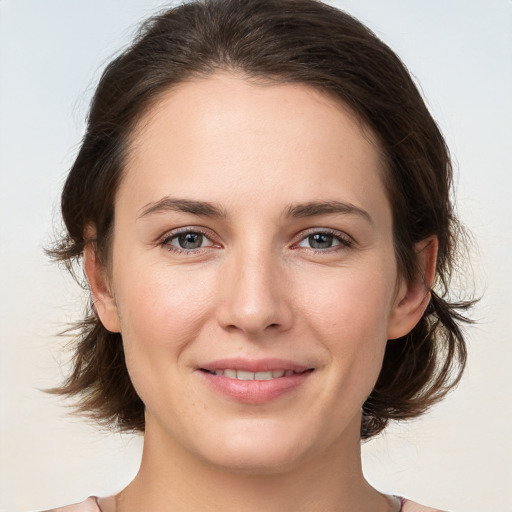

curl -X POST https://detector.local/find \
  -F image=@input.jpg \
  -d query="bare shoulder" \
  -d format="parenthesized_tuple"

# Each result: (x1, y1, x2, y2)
(41, 497, 100, 512)
(402, 498, 449, 512)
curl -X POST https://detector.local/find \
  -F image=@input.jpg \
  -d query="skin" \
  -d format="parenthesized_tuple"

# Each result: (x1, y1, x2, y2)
(86, 72, 437, 512)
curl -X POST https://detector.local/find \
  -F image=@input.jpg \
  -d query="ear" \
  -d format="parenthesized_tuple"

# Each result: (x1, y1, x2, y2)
(387, 236, 438, 340)
(83, 225, 121, 333)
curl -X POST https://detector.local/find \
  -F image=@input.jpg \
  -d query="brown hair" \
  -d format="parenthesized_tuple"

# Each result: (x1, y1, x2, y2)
(48, 0, 474, 439)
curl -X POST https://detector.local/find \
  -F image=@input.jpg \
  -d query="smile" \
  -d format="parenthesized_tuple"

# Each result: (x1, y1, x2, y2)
(201, 369, 304, 380)
(198, 360, 314, 404)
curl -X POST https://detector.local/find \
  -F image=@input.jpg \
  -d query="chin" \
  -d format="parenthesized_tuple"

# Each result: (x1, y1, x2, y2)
(194, 420, 323, 475)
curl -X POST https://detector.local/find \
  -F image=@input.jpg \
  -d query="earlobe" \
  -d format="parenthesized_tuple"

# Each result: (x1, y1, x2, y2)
(83, 226, 121, 333)
(387, 236, 438, 340)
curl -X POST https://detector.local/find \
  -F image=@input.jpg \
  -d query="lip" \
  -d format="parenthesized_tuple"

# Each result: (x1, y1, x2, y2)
(197, 358, 314, 404)
(198, 357, 311, 373)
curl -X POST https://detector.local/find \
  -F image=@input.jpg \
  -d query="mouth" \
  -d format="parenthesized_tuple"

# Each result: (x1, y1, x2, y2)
(200, 368, 313, 381)
(197, 359, 315, 403)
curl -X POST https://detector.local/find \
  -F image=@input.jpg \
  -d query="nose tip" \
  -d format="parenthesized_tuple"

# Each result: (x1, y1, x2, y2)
(222, 304, 283, 336)
(215, 255, 293, 337)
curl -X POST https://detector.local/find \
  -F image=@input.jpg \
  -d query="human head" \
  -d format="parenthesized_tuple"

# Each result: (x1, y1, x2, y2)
(50, 0, 471, 439)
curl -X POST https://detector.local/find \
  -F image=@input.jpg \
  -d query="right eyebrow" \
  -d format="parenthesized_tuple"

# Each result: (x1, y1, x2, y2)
(137, 197, 227, 220)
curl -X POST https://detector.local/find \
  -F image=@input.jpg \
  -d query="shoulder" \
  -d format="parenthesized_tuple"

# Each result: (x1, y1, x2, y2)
(41, 497, 100, 512)
(402, 498, 449, 512)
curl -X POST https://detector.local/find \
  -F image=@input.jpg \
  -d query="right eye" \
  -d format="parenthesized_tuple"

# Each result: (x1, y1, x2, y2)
(160, 229, 215, 253)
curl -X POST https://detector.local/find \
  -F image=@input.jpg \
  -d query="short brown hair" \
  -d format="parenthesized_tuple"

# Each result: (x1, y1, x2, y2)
(48, 0, 474, 439)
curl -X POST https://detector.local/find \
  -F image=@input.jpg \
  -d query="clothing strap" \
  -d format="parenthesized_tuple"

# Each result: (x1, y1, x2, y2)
(94, 494, 407, 511)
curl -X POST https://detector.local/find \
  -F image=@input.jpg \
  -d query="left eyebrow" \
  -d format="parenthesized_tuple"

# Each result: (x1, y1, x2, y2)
(283, 200, 374, 225)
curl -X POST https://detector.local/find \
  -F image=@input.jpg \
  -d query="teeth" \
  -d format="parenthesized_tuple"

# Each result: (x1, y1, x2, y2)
(210, 369, 296, 380)
(237, 370, 255, 381)
(255, 371, 273, 380)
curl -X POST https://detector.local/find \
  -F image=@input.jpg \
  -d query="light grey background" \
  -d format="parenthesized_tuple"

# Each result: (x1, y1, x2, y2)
(1, 1, 511, 511)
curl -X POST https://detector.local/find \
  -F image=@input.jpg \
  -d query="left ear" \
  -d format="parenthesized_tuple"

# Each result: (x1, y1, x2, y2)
(387, 235, 438, 340)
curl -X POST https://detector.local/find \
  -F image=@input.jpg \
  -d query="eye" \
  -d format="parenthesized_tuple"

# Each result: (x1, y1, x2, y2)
(296, 230, 352, 251)
(160, 229, 216, 253)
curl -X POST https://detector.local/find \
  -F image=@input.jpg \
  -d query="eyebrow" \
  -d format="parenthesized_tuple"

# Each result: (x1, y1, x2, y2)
(138, 197, 227, 219)
(284, 200, 374, 224)
(137, 196, 373, 224)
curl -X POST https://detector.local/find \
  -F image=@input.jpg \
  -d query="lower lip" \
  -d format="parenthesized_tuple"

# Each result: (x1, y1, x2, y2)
(199, 371, 313, 404)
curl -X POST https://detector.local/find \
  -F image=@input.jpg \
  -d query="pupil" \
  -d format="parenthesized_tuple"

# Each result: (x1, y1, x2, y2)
(179, 232, 202, 249)
(310, 233, 333, 249)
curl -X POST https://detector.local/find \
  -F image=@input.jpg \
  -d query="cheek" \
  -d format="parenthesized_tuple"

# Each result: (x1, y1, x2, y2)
(111, 262, 218, 418)
(116, 257, 212, 329)
(297, 261, 395, 383)
(299, 261, 395, 335)
(112, 260, 216, 374)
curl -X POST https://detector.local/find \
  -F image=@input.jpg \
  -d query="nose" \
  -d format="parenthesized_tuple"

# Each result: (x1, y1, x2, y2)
(215, 247, 293, 337)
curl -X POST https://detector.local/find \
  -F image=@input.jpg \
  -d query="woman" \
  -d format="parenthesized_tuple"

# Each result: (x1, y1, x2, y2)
(43, 0, 472, 510)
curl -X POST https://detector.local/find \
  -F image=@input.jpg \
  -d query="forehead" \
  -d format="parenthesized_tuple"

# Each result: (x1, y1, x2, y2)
(120, 72, 388, 218)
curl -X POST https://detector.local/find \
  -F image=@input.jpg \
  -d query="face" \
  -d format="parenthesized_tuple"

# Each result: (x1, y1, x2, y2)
(90, 72, 425, 473)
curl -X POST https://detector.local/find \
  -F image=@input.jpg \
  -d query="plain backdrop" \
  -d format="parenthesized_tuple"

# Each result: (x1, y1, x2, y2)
(1, 1, 511, 511)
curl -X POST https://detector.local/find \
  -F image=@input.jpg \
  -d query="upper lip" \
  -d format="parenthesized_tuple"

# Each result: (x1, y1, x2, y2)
(198, 358, 313, 373)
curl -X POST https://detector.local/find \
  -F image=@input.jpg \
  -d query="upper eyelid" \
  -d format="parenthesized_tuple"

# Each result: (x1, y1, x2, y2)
(159, 226, 216, 243)
(292, 227, 353, 244)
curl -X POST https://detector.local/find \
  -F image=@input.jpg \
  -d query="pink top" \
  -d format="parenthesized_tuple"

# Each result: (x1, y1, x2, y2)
(42, 497, 100, 512)
(43, 495, 448, 511)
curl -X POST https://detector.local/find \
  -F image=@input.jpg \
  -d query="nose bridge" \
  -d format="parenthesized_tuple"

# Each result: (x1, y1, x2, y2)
(217, 241, 292, 336)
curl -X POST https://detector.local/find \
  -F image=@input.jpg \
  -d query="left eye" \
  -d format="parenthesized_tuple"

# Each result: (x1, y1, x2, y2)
(297, 232, 349, 250)
(163, 231, 214, 251)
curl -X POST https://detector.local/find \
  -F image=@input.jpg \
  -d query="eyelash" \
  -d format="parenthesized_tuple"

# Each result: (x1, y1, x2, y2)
(294, 228, 354, 253)
(159, 227, 216, 255)
(158, 227, 354, 255)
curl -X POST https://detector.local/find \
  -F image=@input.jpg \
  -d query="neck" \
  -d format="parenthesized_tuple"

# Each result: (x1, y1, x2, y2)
(105, 413, 390, 512)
